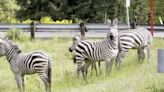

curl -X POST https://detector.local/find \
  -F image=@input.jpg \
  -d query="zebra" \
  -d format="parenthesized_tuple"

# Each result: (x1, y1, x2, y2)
(115, 27, 153, 68)
(0, 38, 52, 92)
(92, 27, 153, 72)
(72, 18, 119, 82)
(69, 35, 99, 76)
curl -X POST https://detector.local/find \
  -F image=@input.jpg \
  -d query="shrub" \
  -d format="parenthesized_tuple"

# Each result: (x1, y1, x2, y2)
(22, 19, 33, 24)
(74, 18, 83, 24)
(40, 16, 54, 24)
(5, 28, 30, 42)
(40, 16, 73, 24)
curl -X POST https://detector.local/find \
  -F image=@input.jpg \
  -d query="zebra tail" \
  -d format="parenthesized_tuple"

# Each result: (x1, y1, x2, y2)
(48, 58, 52, 86)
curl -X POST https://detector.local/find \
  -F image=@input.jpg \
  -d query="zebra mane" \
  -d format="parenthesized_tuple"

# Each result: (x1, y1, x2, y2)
(4, 39, 22, 53)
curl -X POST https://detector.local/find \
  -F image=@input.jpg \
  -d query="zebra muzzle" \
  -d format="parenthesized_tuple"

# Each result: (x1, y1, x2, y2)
(69, 47, 73, 52)
(110, 35, 114, 40)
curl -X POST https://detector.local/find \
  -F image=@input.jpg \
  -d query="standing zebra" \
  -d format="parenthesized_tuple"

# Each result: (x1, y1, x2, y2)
(69, 35, 99, 76)
(115, 27, 153, 68)
(0, 38, 52, 92)
(72, 18, 119, 82)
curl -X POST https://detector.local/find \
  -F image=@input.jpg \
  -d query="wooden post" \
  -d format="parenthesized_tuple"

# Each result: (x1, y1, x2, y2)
(30, 21, 36, 39)
(79, 23, 88, 39)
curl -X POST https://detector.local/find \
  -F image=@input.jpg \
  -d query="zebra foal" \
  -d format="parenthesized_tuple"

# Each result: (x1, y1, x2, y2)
(0, 38, 52, 92)
(69, 35, 99, 76)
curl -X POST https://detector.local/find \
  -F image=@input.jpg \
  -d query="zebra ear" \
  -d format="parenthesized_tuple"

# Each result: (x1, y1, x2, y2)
(112, 18, 118, 26)
(73, 35, 81, 41)
(111, 18, 118, 29)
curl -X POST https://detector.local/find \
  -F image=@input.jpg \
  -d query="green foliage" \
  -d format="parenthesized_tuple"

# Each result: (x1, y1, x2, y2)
(14, 0, 164, 24)
(5, 28, 30, 42)
(40, 16, 73, 24)
(129, 0, 149, 24)
(0, 0, 20, 23)
(40, 16, 54, 24)
(22, 19, 33, 24)
(154, 0, 164, 24)
(74, 18, 83, 24)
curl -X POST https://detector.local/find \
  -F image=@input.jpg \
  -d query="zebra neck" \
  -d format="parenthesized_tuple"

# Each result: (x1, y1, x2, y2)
(108, 38, 118, 46)
(105, 39, 118, 50)
(5, 47, 19, 62)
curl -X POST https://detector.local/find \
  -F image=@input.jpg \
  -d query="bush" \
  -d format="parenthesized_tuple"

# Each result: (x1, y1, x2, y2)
(40, 16, 73, 24)
(74, 18, 83, 24)
(5, 28, 30, 42)
(40, 16, 54, 24)
(22, 19, 33, 24)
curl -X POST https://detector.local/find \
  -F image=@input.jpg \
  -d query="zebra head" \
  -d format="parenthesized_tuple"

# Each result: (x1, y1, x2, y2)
(69, 35, 81, 52)
(107, 18, 118, 40)
(80, 23, 88, 32)
(0, 38, 21, 57)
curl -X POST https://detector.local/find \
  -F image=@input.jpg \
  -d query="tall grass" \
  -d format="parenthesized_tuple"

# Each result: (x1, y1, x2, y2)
(0, 38, 164, 92)
(5, 28, 30, 42)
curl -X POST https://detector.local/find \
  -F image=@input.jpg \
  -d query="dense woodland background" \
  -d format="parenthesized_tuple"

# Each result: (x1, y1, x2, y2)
(0, 0, 163, 24)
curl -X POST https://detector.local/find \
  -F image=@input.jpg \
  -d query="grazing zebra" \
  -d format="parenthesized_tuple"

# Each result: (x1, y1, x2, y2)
(0, 38, 52, 92)
(115, 27, 153, 68)
(72, 18, 119, 82)
(69, 35, 99, 76)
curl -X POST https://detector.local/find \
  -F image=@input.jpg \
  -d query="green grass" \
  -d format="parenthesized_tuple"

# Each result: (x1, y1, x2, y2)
(0, 38, 164, 92)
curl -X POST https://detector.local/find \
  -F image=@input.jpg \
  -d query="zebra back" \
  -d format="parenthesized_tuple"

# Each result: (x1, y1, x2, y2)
(118, 27, 153, 50)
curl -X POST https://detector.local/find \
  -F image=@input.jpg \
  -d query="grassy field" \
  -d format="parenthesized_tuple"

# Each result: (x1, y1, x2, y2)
(0, 38, 164, 92)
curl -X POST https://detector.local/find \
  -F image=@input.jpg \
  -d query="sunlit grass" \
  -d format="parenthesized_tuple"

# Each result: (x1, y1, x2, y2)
(0, 38, 164, 92)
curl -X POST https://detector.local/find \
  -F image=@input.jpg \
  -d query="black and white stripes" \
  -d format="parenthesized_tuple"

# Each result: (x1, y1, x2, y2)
(70, 18, 119, 82)
(116, 27, 153, 67)
(0, 38, 52, 92)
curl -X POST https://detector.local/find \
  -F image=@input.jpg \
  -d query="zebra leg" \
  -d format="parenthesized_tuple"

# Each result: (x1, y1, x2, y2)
(146, 46, 150, 63)
(115, 52, 125, 69)
(15, 74, 23, 92)
(76, 60, 83, 78)
(94, 62, 98, 76)
(38, 72, 50, 92)
(105, 58, 113, 75)
(115, 53, 121, 68)
(81, 62, 91, 83)
(138, 48, 145, 63)
(142, 48, 146, 63)
(93, 62, 98, 76)
(137, 49, 141, 61)
(98, 61, 102, 75)
(90, 63, 94, 76)
(90, 61, 98, 76)
(21, 75, 25, 92)
(81, 64, 87, 82)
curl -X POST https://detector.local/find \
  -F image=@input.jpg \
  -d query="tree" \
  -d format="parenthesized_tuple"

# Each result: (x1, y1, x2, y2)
(0, 0, 20, 23)
(129, 0, 149, 24)
(154, 0, 164, 24)
(15, 0, 164, 24)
